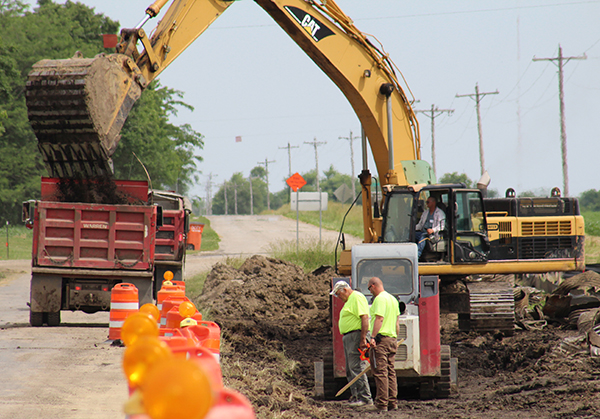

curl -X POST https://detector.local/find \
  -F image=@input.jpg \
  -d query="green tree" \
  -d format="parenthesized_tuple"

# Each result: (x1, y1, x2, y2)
(0, 31, 43, 223)
(580, 189, 600, 212)
(112, 82, 204, 195)
(438, 172, 475, 188)
(212, 170, 269, 215)
(320, 165, 357, 202)
(0, 0, 119, 223)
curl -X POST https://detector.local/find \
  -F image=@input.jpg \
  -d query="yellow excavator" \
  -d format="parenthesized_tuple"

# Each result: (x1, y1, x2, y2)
(26, 0, 584, 337)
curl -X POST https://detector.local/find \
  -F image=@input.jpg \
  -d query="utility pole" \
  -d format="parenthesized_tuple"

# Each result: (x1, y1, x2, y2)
(533, 44, 586, 197)
(205, 173, 217, 215)
(258, 158, 275, 210)
(414, 105, 454, 178)
(249, 174, 254, 215)
(305, 138, 327, 244)
(233, 182, 238, 215)
(279, 142, 299, 188)
(223, 181, 228, 215)
(304, 138, 327, 192)
(339, 130, 359, 200)
(279, 142, 299, 196)
(456, 83, 499, 176)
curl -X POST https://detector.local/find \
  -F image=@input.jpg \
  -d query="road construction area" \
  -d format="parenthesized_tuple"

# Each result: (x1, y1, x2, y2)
(1, 215, 599, 418)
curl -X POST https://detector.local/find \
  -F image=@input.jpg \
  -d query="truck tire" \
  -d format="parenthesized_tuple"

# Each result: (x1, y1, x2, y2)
(46, 311, 61, 327)
(30, 310, 43, 327)
(436, 345, 452, 399)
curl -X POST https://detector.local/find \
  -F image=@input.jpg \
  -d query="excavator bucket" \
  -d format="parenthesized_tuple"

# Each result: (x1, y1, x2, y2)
(26, 53, 141, 178)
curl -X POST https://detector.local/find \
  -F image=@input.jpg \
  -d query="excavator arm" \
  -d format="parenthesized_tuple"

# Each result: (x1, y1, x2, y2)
(25, 0, 432, 241)
(120, 0, 423, 185)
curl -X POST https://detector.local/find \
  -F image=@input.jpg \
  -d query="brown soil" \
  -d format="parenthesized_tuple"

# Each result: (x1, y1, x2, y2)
(193, 256, 600, 419)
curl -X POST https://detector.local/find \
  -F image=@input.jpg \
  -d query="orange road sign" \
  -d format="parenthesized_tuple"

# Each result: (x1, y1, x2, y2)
(286, 173, 307, 192)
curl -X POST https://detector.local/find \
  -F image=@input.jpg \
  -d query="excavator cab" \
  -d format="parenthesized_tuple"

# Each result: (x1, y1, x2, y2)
(381, 185, 490, 265)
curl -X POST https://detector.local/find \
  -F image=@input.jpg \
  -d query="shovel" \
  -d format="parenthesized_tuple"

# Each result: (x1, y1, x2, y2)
(335, 339, 405, 398)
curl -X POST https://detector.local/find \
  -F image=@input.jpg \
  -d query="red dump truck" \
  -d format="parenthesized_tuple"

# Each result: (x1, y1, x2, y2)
(23, 177, 163, 326)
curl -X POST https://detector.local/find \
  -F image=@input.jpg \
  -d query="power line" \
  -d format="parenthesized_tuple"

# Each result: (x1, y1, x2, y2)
(456, 84, 499, 176)
(533, 44, 587, 196)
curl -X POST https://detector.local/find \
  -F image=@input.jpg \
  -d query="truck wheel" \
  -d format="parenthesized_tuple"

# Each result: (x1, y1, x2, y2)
(47, 311, 61, 327)
(30, 311, 43, 327)
(436, 345, 452, 399)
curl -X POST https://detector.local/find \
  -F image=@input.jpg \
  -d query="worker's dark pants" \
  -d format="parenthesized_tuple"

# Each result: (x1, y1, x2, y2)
(372, 336, 398, 409)
(343, 331, 372, 403)
(415, 231, 429, 257)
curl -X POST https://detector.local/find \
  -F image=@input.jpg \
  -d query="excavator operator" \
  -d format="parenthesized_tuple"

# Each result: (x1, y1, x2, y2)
(415, 196, 446, 259)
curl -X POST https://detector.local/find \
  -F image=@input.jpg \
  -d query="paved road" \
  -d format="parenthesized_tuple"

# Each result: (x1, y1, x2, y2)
(185, 215, 360, 277)
(0, 215, 358, 418)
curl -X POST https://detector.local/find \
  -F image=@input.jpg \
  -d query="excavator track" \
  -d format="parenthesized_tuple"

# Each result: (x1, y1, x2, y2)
(462, 281, 515, 335)
(26, 53, 141, 178)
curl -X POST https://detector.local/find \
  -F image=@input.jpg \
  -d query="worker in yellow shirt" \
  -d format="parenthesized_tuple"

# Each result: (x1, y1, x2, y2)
(330, 280, 373, 408)
(367, 277, 400, 412)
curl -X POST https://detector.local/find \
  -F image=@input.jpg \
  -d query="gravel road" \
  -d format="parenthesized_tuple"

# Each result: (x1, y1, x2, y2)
(0, 215, 357, 419)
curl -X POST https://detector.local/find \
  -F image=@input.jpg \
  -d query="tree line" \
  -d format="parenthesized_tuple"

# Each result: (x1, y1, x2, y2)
(210, 165, 360, 215)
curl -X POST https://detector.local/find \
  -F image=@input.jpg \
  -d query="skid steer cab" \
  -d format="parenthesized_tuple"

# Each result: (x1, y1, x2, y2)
(317, 243, 454, 400)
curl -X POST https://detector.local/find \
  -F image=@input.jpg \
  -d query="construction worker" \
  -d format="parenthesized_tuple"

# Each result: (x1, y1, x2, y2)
(367, 276, 400, 412)
(415, 196, 446, 258)
(330, 280, 373, 408)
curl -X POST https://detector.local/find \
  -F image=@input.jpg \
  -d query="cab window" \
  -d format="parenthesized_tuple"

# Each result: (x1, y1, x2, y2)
(355, 258, 414, 296)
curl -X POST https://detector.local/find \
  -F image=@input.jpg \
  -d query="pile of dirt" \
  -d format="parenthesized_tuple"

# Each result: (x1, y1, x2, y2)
(194, 255, 337, 418)
(194, 257, 600, 419)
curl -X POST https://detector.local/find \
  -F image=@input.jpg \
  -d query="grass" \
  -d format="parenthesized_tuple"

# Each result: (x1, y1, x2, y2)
(583, 211, 600, 237)
(274, 200, 364, 239)
(586, 236, 600, 264)
(0, 225, 33, 261)
(267, 238, 338, 273)
(188, 215, 220, 252)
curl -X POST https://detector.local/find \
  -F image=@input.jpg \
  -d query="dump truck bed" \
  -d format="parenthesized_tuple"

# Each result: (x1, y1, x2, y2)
(32, 200, 157, 271)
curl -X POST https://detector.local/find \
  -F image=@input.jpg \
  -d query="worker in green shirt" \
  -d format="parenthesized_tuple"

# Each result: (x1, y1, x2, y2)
(330, 280, 373, 408)
(367, 276, 400, 412)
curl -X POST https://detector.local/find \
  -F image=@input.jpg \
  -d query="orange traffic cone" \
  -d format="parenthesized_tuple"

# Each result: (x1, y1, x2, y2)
(109, 283, 139, 340)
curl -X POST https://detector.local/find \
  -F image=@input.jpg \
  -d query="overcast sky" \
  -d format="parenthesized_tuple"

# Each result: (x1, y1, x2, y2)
(26, 1, 600, 201)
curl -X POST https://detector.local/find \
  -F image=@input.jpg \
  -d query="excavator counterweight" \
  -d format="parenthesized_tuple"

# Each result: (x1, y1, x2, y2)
(26, 53, 141, 178)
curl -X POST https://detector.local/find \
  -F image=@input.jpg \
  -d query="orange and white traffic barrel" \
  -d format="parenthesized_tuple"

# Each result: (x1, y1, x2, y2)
(109, 283, 139, 340)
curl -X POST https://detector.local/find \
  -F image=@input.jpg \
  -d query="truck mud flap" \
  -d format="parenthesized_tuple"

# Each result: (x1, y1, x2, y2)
(30, 274, 62, 313)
